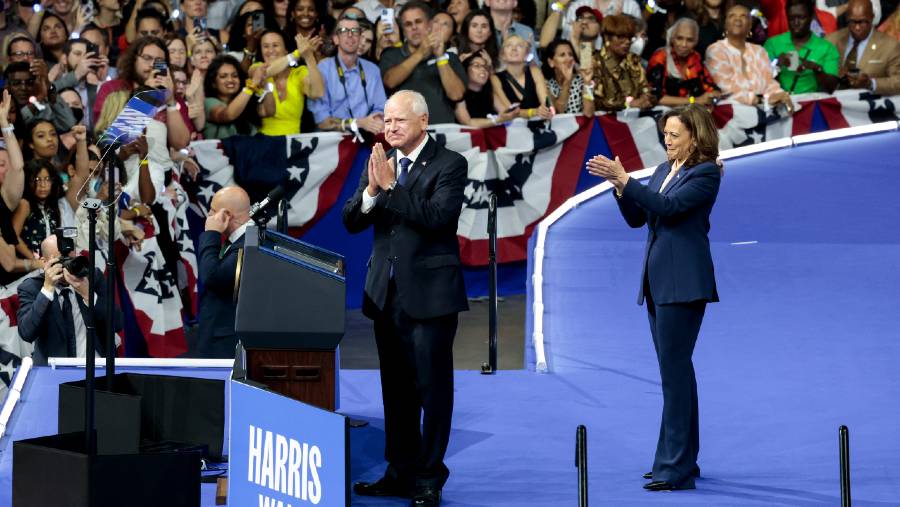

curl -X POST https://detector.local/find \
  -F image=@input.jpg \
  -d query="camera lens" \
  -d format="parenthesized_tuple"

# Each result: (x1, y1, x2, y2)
(61, 256, 92, 279)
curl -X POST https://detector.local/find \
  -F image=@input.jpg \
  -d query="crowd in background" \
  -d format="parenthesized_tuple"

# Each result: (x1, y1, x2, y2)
(0, 0, 897, 359)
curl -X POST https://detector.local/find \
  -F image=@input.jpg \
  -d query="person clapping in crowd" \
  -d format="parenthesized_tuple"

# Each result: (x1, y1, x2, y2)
(543, 39, 596, 115)
(380, 2, 467, 125)
(496, 34, 552, 119)
(309, 15, 387, 134)
(647, 18, 721, 106)
(764, 0, 839, 94)
(254, 31, 325, 135)
(594, 14, 654, 111)
(706, 3, 793, 110)
(455, 49, 519, 126)
(203, 54, 269, 138)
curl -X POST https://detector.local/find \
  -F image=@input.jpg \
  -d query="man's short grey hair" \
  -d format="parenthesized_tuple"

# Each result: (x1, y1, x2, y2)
(667, 17, 699, 46)
(389, 90, 429, 116)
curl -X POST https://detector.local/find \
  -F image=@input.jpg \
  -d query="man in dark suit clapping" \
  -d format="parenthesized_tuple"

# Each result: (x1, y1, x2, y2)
(196, 186, 251, 359)
(343, 90, 469, 507)
(17, 233, 122, 366)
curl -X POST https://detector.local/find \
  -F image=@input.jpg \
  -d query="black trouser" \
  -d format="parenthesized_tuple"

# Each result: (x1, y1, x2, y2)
(645, 281, 706, 488)
(373, 279, 457, 490)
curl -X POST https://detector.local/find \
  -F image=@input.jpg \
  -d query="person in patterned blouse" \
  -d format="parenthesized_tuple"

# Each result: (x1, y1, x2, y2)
(543, 39, 596, 116)
(593, 14, 654, 111)
(647, 18, 721, 107)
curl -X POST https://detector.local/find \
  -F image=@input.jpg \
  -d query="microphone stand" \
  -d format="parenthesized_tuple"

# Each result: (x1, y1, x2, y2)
(276, 198, 288, 234)
(105, 153, 120, 390)
(481, 194, 499, 374)
(81, 197, 102, 456)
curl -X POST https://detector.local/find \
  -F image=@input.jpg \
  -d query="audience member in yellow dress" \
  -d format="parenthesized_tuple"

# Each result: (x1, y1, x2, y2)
(253, 30, 325, 135)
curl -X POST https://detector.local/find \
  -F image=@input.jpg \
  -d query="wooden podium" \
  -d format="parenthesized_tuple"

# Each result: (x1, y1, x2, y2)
(235, 226, 345, 411)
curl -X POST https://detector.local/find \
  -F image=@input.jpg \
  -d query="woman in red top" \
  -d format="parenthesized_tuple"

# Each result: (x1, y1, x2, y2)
(646, 18, 720, 107)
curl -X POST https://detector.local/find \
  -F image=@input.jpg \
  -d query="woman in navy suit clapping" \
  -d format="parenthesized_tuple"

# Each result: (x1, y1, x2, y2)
(587, 105, 721, 492)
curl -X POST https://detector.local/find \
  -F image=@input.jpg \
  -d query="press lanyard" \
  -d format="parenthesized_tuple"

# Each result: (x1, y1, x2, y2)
(335, 55, 370, 118)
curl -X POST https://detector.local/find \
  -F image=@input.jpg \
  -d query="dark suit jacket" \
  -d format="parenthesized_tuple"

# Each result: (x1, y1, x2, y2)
(17, 269, 123, 366)
(342, 136, 469, 320)
(616, 160, 721, 306)
(197, 230, 243, 358)
(826, 29, 900, 95)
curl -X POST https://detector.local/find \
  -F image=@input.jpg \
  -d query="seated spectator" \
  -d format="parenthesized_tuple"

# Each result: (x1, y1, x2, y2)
(706, 3, 793, 108)
(380, 2, 466, 124)
(828, 0, 900, 95)
(433, 11, 458, 53)
(373, 17, 401, 61)
(204, 54, 268, 138)
(447, 0, 478, 30)
(765, 0, 839, 94)
(458, 10, 500, 63)
(685, 0, 726, 57)
(0, 91, 31, 282)
(543, 39, 595, 115)
(254, 31, 325, 135)
(496, 34, 552, 119)
(593, 14, 653, 111)
(308, 16, 387, 134)
(17, 232, 122, 366)
(485, 0, 538, 62)
(36, 13, 68, 67)
(455, 50, 519, 126)
(647, 18, 721, 106)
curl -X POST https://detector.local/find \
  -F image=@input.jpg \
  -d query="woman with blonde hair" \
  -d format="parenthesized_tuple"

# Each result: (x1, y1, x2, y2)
(495, 34, 552, 120)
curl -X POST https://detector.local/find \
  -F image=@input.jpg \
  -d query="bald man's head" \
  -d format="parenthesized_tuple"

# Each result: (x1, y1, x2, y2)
(210, 186, 251, 236)
(40, 234, 60, 260)
(846, 0, 874, 42)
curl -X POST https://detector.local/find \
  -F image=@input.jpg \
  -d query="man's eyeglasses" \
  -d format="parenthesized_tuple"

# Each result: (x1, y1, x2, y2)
(336, 27, 362, 36)
(8, 78, 35, 87)
(138, 53, 159, 63)
(35, 177, 53, 185)
(577, 15, 598, 22)
(10, 50, 35, 57)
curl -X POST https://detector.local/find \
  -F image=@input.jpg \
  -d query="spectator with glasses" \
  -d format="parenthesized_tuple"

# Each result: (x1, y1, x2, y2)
(6, 35, 37, 65)
(309, 16, 387, 134)
(4, 59, 78, 135)
(455, 49, 519, 126)
(593, 14, 653, 111)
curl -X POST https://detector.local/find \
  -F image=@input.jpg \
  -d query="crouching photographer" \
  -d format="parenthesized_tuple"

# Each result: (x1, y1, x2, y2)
(17, 228, 123, 366)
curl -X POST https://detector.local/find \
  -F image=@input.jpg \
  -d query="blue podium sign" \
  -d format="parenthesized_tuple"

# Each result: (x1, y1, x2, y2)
(229, 379, 348, 506)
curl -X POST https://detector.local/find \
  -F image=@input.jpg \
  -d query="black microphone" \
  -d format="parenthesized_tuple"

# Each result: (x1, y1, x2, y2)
(249, 185, 285, 221)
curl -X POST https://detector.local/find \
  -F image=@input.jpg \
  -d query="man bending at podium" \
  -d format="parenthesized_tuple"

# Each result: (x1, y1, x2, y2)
(197, 186, 251, 358)
(342, 90, 469, 507)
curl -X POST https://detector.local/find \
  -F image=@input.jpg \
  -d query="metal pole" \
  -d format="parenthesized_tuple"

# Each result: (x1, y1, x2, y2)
(840, 425, 851, 507)
(84, 203, 99, 455)
(276, 198, 287, 234)
(576, 425, 587, 507)
(481, 194, 498, 374)
(105, 155, 118, 390)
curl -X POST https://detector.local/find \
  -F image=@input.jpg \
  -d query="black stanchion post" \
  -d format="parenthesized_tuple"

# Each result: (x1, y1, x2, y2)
(82, 198, 102, 456)
(576, 425, 587, 507)
(106, 155, 119, 390)
(840, 425, 851, 507)
(481, 194, 498, 374)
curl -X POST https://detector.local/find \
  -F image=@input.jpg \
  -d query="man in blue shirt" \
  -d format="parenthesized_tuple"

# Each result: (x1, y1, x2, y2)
(308, 16, 387, 135)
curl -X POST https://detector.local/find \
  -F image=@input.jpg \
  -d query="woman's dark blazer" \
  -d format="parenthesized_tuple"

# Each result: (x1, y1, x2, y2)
(615, 159, 721, 306)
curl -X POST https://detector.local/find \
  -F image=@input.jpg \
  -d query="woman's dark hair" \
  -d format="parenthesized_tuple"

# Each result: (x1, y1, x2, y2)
(37, 13, 69, 62)
(784, 0, 815, 18)
(284, 0, 335, 50)
(204, 54, 260, 134)
(118, 36, 170, 85)
(24, 158, 65, 207)
(541, 38, 578, 80)
(457, 10, 499, 63)
(658, 105, 719, 167)
(357, 18, 377, 60)
(227, 8, 280, 52)
(24, 119, 58, 161)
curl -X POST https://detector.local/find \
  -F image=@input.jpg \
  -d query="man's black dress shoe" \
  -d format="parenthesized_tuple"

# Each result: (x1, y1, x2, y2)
(353, 477, 414, 498)
(411, 487, 441, 506)
(643, 480, 695, 491)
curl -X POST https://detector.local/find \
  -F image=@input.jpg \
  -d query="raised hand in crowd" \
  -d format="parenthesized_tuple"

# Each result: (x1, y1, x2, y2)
(74, 50, 105, 82)
(146, 63, 175, 91)
(295, 34, 323, 60)
(119, 135, 149, 161)
(428, 31, 446, 58)
(376, 19, 401, 59)
(30, 59, 51, 102)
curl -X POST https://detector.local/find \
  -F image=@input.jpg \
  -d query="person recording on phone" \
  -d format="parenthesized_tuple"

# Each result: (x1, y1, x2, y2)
(17, 231, 123, 366)
(52, 38, 109, 132)
(826, 0, 900, 95)
(764, 0, 839, 94)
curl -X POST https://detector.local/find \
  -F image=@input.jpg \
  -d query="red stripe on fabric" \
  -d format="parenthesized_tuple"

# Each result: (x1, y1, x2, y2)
(711, 104, 734, 130)
(295, 136, 361, 236)
(0, 294, 19, 326)
(458, 116, 594, 266)
(131, 308, 188, 357)
(791, 100, 816, 135)
(482, 125, 507, 151)
(597, 114, 644, 171)
(816, 97, 850, 130)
